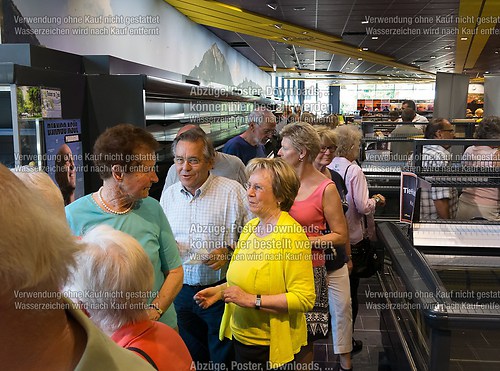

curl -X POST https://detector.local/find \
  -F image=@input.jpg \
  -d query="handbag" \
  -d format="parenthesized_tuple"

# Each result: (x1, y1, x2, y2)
(350, 238, 381, 278)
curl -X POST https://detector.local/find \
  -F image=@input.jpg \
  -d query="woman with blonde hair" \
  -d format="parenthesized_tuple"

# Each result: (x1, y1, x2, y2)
(278, 122, 349, 369)
(194, 158, 315, 370)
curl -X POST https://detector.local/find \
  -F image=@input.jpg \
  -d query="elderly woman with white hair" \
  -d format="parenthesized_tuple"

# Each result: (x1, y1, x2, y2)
(11, 165, 66, 220)
(65, 225, 193, 371)
(0, 164, 155, 370)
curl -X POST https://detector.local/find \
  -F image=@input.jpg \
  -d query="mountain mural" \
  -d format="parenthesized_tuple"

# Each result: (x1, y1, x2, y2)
(189, 43, 234, 86)
(2, 0, 41, 45)
(238, 78, 264, 96)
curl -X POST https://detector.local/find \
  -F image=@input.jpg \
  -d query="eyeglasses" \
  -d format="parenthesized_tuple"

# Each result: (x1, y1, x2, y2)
(174, 157, 202, 166)
(244, 182, 265, 192)
(320, 146, 335, 153)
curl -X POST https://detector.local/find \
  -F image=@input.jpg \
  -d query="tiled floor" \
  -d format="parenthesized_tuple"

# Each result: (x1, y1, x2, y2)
(313, 275, 394, 371)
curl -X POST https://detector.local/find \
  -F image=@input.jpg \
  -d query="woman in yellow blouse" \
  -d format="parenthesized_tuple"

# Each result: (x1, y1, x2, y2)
(194, 158, 315, 370)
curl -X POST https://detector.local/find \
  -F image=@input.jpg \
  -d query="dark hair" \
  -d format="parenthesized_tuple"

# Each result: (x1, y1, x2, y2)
(171, 126, 215, 161)
(474, 116, 500, 139)
(389, 110, 399, 120)
(54, 144, 75, 204)
(401, 108, 416, 122)
(402, 100, 416, 110)
(93, 124, 159, 179)
(424, 118, 449, 139)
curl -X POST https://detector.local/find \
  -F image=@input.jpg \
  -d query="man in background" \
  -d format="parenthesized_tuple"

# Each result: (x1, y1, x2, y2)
(223, 107, 276, 164)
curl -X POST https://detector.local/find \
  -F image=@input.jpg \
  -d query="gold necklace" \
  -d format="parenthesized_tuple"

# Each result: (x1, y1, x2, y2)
(97, 187, 133, 215)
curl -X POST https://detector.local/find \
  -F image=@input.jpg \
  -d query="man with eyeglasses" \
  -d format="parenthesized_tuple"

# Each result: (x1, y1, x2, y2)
(160, 127, 250, 368)
(411, 118, 458, 220)
(223, 107, 276, 164)
(162, 125, 247, 189)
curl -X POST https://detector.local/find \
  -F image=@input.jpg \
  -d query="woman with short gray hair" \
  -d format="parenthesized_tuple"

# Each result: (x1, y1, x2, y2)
(65, 225, 192, 371)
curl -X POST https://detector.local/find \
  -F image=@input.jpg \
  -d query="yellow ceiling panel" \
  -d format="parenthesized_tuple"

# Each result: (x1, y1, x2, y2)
(456, 0, 499, 72)
(165, 0, 430, 75)
(166, 0, 342, 43)
(455, 0, 482, 72)
(464, 1, 500, 69)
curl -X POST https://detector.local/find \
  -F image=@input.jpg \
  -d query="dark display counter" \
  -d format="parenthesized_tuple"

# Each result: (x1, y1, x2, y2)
(376, 221, 500, 371)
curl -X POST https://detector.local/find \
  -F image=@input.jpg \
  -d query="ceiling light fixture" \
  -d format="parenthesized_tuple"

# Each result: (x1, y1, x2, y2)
(293, 7, 306, 11)
(444, 46, 451, 50)
(495, 50, 499, 54)
(286, 45, 293, 51)
(358, 58, 363, 61)
(485, 71, 490, 74)
(460, 37, 468, 41)
(362, 47, 368, 51)
(274, 24, 282, 29)
(430, 56, 436, 59)
(371, 36, 378, 40)
(267, 3, 278, 11)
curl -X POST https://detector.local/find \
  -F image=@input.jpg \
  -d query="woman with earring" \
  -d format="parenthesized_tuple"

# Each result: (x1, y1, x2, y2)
(278, 122, 350, 370)
(65, 124, 183, 330)
(194, 158, 316, 370)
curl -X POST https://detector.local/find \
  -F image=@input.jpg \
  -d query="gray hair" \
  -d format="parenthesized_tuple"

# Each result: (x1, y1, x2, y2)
(0, 164, 78, 294)
(475, 116, 500, 139)
(171, 125, 215, 161)
(248, 107, 276, 126)
(280, 122, 321, 162)
(65, 225, 154, 334)
(334, 124, 363, 159)
(11, 166, 66, 220)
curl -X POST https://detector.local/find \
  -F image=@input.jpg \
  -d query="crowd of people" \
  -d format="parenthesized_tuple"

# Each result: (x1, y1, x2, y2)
(2, 105, 499, 371)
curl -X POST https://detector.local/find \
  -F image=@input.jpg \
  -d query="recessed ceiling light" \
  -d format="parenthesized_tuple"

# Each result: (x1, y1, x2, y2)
(430, 56, 436, 59)
(495, 50, 499, 54)
(460, 37, 468, 41)
(266, 3, 278, 10)
(349, 62, 355, 65)
(371, 36, 378, 40)
(485, 71, 490, 74)
(293, 7, 306, 11)
(302, 31, 308, 35)
(444, 46, 451, 50)
(274, 24, 282, 29)
(362, 47, 368, 51)
(361, 20, 369, 24)
(286, 45, 293, 51)
(358, 58, 363, 61)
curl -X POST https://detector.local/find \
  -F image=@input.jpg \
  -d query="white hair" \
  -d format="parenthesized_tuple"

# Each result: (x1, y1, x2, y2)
(0, 164, 78, 294)
(248, 107, 276, 126)
(64, 225, 154, 334)
(11, 166, 66, 220)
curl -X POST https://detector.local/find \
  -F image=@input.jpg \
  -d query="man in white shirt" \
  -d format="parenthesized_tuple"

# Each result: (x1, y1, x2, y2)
(162, 124, 247, 189)
(160, 127, 249, 366)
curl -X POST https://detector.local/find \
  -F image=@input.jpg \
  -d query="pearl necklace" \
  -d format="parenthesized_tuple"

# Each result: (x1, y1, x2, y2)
(97, 187, 133, 215)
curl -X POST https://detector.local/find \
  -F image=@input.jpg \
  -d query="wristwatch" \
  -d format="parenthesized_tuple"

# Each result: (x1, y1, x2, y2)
(255, 294, 261, 310)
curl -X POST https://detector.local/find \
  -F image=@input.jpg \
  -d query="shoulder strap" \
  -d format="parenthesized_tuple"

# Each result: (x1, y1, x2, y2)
(127, 347, 159, 370)
(343, 164, 353, 182)
(328, 168, 348, 196)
